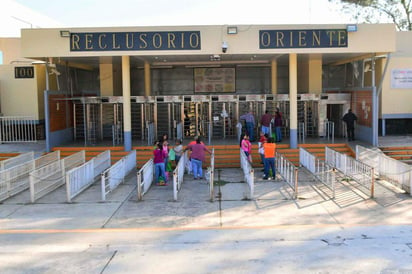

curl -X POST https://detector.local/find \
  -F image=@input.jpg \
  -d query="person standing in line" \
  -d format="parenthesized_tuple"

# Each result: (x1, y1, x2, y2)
(153, 142, 168, 186)
(274, 108, 283, 142)
(262, 137, 276, 180)
(342, 109, 358, 141)
(258, 131, 268, 165)
(184, 137, 212, 180)
(240, 109, 256, 142)
(173, 139, 184, 165)
(260, 110, 272, 135)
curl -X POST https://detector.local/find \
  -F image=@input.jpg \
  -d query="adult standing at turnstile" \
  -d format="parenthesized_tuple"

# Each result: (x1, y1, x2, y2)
(240, 110, 256, 142)
(260, 110, 272, 135)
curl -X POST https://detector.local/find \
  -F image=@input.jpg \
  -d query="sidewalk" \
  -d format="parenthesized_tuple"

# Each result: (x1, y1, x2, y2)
(0, 137, 412, 273)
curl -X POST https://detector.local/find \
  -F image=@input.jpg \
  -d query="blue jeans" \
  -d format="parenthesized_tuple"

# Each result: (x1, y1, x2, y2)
(155, 162, 166, 183)
(264, 157, 276, 178)
(246, 122, 255, 141)
(261, 125, 270, 135)
(275, 126, 282, 142)
(191, 158, 203, 179)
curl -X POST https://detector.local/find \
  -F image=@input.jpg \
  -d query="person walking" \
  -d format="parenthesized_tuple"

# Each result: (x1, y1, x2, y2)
(184, 137, 212, 180)
(342, 109, 358, 141)
(262, 137, 276, 180)
(273, 108, 283, 142)
(240, 110, 256, 142)
(153, 142, 168, 186)
(260, 110, 272, 135)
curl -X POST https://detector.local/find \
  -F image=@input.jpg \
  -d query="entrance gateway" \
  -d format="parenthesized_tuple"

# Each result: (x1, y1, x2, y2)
(19, 24, 395, 150)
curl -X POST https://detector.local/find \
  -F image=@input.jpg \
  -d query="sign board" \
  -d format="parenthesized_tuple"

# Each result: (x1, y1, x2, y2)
(14, 66, 34, 79)
(391, 69, 412, 88)
(194, 68, 235, 93)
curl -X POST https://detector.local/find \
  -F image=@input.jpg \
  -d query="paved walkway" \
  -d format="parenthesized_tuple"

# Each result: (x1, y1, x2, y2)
(0, 137, 412, 273)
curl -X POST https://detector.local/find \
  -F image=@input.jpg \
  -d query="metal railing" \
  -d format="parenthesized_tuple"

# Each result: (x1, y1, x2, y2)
(173, 151, 189, 201)
(240, 149, 254, 199)
(276, 152, 299, 199)
(101, 150, 136, 201)
(205, 148, 215, 201)
(29, 151, 85, 203)
(324, 121, 335, 142)
(356, 145, 411, 195)
(66, 150, 111, 202)
(147, 122, 155, 145)
(0, 116, 37, 143)
(136, 158, 154, 201)
(0, 152, 34, 171)
(299, 147, 336, 199)
(0, 151, 60, 202)
(325, 146, 375, 198)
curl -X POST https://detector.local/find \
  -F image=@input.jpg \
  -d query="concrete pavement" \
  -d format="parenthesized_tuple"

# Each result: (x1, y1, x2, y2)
(1, 137, 412, 273)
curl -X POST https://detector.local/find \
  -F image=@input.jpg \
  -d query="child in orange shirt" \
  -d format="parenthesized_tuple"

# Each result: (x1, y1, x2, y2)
(262, 137, 276, 180)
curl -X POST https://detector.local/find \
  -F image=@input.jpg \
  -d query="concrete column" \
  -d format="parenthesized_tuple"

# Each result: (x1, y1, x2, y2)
(122, 56, 132, 151)
(289, 53, 298, 149)
(308, 54, 322, 94)
(99, 63, 114, 96)
(271, 59, 277, 95)
(144, 61, 151, 96)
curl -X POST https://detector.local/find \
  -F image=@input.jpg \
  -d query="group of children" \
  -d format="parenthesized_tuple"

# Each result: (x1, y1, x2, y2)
(153, 134, 212, 185)
(153, 134, 184, 186)
(240, 131, 276, 180)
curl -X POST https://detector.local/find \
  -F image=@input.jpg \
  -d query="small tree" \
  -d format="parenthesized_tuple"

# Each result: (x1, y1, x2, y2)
(329, 0, 412, 31)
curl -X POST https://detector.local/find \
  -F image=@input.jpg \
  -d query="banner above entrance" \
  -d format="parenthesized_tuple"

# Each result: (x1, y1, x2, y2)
(70, 31, 201, 51)
(259, 29, 348, 49)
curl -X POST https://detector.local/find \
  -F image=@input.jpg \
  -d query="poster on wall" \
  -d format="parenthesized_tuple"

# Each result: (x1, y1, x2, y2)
(194, 68, 235, 92)
(391, 69, 412, 88)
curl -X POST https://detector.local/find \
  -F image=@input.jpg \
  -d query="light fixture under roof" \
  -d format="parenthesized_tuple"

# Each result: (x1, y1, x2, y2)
(227, 26, 237, 34)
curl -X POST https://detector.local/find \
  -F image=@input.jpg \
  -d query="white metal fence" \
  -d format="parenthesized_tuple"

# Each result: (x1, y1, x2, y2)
(136, 158, 154, 201)
(0, 152, 34, 171)
(0, 116, 37, 143)
(356, 145, 412, 195)
(299, 147, 336, 199)
(325, 146, 375, 197)
(66, 150, 111, 202)
(101, 150, 136, 201)
(240, 149, 254, 199)
(0, 151, 60, 202)
(173, 151, 189, 201)
(276, 152, 299, 199)
(29, 151, 85, 203)
(207, 149, 215, 201)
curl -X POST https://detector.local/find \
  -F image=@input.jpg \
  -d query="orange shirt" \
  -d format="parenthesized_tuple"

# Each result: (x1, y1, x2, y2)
(263, 143, 276, 158)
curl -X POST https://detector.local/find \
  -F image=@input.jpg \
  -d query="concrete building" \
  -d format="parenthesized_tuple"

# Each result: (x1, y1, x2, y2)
(1, 23, 411, 150)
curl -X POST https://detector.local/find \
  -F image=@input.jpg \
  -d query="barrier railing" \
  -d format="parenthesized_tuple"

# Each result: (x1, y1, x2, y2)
(356, 145, 411, 195)
(172, 151, 188, 201)
(325, 146, 375, 198)
(136, 158, 154, 201)
(0, 152, 34, 171)
(299, 147, 336, 199)
(29, 151, 85, 203)
(0, 116, 37, 143)
(66, 150, 111, 202)
(240, 149, 254, 199)
(276, 152, 299, 199)
(101, 150, 136, 201)
(206, 148, 215, 201)
(0, 151, 60, 202)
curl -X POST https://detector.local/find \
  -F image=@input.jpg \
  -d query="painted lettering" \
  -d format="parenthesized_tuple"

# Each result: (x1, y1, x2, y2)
(125, 33, 134, 49)
(98, 34, 107, 49)
(260, 32, 271, 47)
(71, 34, 80, 50)
(338, 30, 347, 46)
(189, 33, 200, 48)
(276, 32, 284, 47)
(168, 33, 176, 48)
(298, 31, 307, 47)
(112, 33, 120, 49)
(153, 33, 162, 48)
(312, 31, 321, 46)
(85, 34, 93, 50)
(139, 34, 148, 49)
